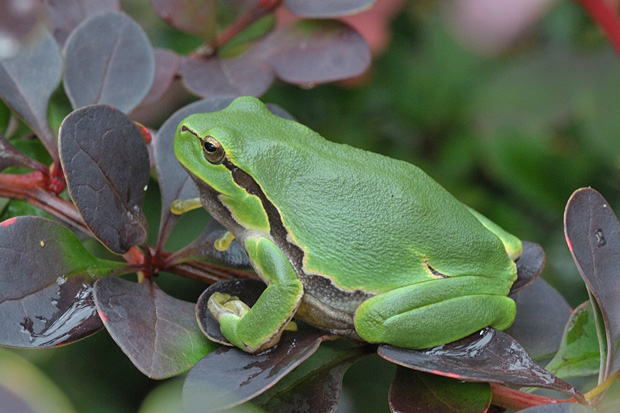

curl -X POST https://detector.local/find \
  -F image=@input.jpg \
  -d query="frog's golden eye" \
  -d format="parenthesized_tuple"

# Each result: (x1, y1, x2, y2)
(202, 136, 225, 164)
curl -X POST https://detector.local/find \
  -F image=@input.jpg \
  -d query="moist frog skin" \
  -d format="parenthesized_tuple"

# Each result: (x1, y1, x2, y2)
(174, 96, 521, 353)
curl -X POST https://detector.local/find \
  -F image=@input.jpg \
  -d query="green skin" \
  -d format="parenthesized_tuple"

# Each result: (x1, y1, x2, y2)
(174, 97, 522, 353)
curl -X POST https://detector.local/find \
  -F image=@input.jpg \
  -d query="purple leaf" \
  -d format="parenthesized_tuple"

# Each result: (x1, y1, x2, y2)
(0, 0, 46, 59)
(196, 279, 265, 345)
(564, 188, 620, 380)
(377, 328, 583, 401)
(179, 54, 274, 98)
(63, 12, 155, 113)
(507, 277, 571, 359)
(154, 97, 236, 249)
(43, 0, 120, 45)
(254, 19, 371, 86)
(93, 277, 217, 379)
(0, 28, 62, 159)
(173, 219, 250, 267)
(389, 367, 491, 413)
(59, 105, 150, 254)
(285, 0, 376, 17)
(510, 241, 545, 294)
(252, 346, 365, 412)
(0, 216, 125, 348)
(150, 0, 218, 45)
(136, 48, 180, 108)
(183, 330, 328, 412)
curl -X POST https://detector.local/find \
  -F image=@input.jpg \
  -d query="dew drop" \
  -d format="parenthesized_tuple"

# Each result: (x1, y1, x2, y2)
(594, 228, 606, 247)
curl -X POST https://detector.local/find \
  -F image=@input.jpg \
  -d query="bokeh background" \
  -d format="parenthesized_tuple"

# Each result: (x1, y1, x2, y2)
(5, 0, 620, 411)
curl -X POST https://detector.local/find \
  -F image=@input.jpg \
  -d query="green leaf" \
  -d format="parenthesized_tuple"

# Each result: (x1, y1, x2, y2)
(0, 348, 77, 413)
(545, 301, 601, 379)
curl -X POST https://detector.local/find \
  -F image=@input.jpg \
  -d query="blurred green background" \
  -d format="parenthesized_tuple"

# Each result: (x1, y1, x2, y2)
(8, 0, 620, 411)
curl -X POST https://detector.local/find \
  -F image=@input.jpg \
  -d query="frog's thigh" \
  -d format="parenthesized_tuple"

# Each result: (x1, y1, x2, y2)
(353, 280, 515, 349)
(218, 237, 303, 352)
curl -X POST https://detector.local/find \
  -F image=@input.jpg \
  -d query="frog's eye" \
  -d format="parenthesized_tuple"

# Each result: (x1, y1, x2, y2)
(202, 136, 226, 164)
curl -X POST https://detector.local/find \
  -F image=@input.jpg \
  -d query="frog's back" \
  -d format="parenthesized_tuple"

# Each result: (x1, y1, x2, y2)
(223, 100, 515, 292)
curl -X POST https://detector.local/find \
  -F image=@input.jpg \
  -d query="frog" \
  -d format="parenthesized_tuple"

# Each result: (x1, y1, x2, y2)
(173, 96, 522, 353)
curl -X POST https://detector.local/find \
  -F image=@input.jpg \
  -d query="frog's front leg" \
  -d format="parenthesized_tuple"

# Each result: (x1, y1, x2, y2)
(353, 277, 516, 349)
(208, 237, 303, 353)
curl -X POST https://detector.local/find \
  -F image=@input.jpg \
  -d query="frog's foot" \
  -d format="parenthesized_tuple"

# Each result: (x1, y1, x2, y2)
(208, 292, 250, 321)
(206, 237, 304, 353)
(170, 197, 202, 215)
(354, 277, 516, 349)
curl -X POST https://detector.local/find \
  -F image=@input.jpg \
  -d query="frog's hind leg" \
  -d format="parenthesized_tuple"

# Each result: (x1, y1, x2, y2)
(353, 277, 515, 349)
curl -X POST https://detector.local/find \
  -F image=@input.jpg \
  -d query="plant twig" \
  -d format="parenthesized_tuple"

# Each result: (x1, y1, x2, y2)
(490, 383, 583, 410)
(216, 0, 283, 49)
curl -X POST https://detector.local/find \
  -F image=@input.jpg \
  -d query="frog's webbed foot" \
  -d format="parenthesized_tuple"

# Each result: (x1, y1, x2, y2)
(206, 237, 303, 353)
(208, 292, 250, 320)
(170, 197, 202, 215)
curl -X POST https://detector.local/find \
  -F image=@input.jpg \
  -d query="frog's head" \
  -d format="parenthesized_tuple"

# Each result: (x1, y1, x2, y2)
(174, 97, 274, 197)
(174, 97, 278, 234)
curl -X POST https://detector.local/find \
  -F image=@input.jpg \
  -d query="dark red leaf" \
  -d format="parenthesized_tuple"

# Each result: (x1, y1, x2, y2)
(43, 0, 120, 45)
(63, 12, 155, 113)
(150, 0, 218, 44)
(254, 19, 371, 86)
(0, 216, 125, 348)
(285, 0, 376, 17)
(506, 277, 571, 359)
(179, 54, 274, 98)
(59, 105, 150, 254)
(389, 367, 491, 413)
(183, 330, 329, 412)
(136, 48, 180, 108)
(377, 328, 583, 401)
(564, 188, 620, 380)
(0, 28, 62, 159)
(252, 345, 366, 412)
(510, 241, 545, 294)
(153, 97, 236, 248)
(196, 279, 265, 345)
(0, 0, 45, 59)
(93, 277, 217, 379)
(173, 219, 250, 267)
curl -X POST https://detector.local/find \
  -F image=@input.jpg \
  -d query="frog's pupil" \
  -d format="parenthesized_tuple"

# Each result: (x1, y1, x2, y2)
(204, 141, 217, 152)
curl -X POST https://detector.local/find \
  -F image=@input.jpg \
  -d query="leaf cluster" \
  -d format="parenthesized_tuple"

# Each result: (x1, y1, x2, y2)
(0, 1, 619, 412)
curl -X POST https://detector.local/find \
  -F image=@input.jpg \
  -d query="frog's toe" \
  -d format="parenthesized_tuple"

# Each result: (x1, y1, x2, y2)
(208, 292, 250, 320)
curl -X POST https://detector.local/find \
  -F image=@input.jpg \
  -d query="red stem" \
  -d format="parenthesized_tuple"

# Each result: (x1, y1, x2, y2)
(490, 384, 584, 410)
(574, 0, 620, 56)
(215, 0, 283, 49)
(0, 177, 90, 235)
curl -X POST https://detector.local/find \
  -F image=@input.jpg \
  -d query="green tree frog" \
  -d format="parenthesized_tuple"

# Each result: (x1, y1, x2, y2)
(174, 97, 522, 353)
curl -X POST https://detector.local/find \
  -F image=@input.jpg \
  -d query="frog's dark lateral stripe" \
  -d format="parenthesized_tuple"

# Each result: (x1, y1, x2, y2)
(222, 160, 307, 274)
(222, 159, 373, 313)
